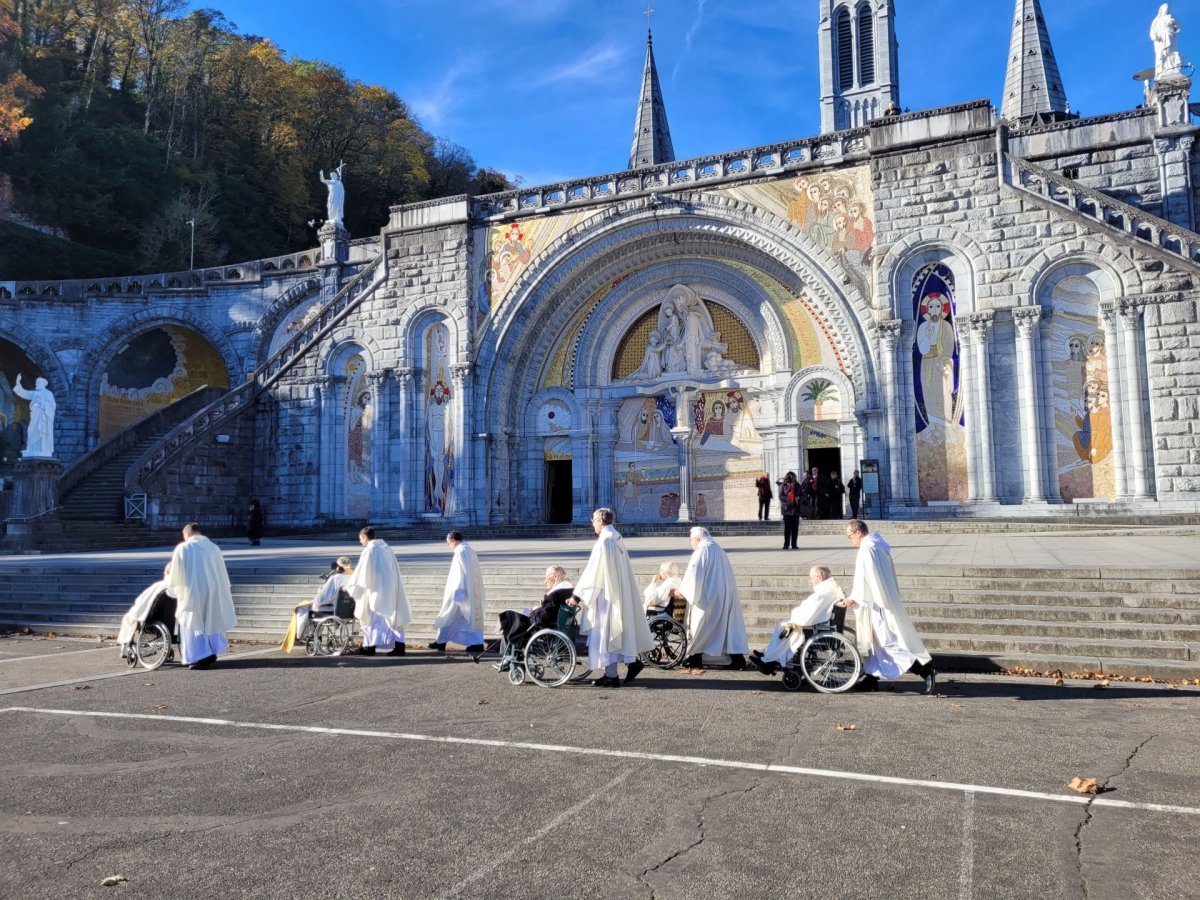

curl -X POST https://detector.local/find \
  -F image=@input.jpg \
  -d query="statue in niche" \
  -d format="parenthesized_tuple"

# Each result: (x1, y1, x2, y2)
(319, 162, 346, 227)
(1152, 4, 1184, 78)
(625, 285, 742, 383)
(13, 375, 55, 458)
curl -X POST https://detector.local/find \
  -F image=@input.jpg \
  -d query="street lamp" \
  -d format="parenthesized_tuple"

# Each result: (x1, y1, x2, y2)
(187, 218, 196, 270)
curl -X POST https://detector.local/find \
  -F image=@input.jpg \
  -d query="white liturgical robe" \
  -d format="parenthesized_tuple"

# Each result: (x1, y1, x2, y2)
(168, 535, 237, 663)
(642, 575, 680, 611)
(434, 541, 486, 646)
(849, 533, 932, 678)
(575, 525, 654, 668)
(347, 539, 411, 649)
(759, 577, 845, 665)
(117, 577, 173, 651)
(679, 538, 749, 657)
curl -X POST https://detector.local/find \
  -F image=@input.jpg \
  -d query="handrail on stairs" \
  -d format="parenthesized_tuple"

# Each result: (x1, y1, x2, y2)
(125, 256, 385, 496)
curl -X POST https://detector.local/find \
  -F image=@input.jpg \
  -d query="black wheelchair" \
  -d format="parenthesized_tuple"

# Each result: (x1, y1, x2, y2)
(640, 597, 689, 670)
(124, 591, 178, 671)
(779, 605, 862, 694)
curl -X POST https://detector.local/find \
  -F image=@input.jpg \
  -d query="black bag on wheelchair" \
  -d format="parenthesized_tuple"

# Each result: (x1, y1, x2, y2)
(334, 589, 355, 619)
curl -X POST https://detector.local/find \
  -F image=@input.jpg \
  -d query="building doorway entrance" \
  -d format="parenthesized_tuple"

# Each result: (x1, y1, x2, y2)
(544, 460, 573, 524)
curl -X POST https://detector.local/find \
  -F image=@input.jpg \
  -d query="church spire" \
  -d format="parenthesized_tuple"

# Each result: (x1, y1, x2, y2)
(628, 28, 675, 169)
(1000, 0, 1071, 123)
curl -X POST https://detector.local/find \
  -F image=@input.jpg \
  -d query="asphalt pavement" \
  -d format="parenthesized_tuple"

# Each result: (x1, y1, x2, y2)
(0, 634, 1196, 899)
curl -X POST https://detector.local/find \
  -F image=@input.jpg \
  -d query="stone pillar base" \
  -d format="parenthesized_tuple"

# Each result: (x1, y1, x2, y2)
(3, 458, 64, 551)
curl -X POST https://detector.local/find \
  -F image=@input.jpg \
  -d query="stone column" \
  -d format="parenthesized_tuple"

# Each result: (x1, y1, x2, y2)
(312, 378, 327, 519)
(1119, 301, 1153, 500)
(670, 388, 696, 521)
(873, 320, 904, 504)
(394, 367, 417, 521)
(367, 370, 389, 518)
(963, 312, 998, 503)
(451, 364, 473, 522)
(1098, 305, 1130, 500)
(595, 401, 619, 511)
(1013, 307, 1046, 503)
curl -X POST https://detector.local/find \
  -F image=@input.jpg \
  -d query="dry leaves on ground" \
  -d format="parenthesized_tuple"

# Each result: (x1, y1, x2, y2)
(1068, 777, 1100, 795)
(950, 703, 965, 709)
(100, 875, 127, 887)
(835, 723, 858, 732)
(477, 699, 488, 705)
(153, 704, 167, 710)
(73, 685, 92, 691)
(1094, 680, 1110, 690)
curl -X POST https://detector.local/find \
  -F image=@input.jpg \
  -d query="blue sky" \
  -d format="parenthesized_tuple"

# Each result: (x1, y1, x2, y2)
(200, 0, 1199, 187)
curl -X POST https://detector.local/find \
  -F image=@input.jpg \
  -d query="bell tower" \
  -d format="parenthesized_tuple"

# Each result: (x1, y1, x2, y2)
(818, 0, 900, 134)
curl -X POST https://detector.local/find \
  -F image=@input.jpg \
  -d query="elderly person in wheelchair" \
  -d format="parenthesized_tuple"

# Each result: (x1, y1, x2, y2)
(280, 556, 354, 654)
(494, 565, 575, 672)
(118, 563, 174, 663)
(752, 565, 860, 693)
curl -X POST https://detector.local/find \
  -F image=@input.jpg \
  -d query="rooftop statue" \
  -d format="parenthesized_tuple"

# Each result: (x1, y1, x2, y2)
(1151, 4, 1185, 78)
(13, 374, 56, 459)
(627, 285, 742, 383)
(319, 162, 346, 227)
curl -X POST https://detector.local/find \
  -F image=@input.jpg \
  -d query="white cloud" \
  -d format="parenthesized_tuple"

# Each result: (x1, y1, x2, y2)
(409, 60, 476, 131)
(530, 43, 625, 87)
(672, 0, 709, 87)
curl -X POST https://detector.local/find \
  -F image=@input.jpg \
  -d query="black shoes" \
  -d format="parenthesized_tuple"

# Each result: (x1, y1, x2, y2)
(427, 642, 446, 652)
(857, 673, 879, 692)
(359, 646, 377, 656)
(388, 644, 406, 657)
(728, 654, 748, 671)
(684, 653, 704, 670)
(464, 644, 484, 654)
(923, 667, 938, 695)
(188, 654, 217, 670)
(591, 675, 621, 688)
(624, 660, 645, 685)
(754, 657, 780, 676)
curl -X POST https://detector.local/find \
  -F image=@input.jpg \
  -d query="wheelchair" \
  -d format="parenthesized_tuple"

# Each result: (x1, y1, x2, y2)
(496, 604, 585, 688)
(779, 607, 862, 694)
(640, 597, 689, 669)
(124, 591, 178, 671)
(304, 591, 362, 657)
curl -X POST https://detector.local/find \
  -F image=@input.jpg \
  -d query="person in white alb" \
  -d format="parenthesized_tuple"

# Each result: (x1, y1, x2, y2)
(430, 531, 486, 654)
(346, 526, 411, 657)
(167, 523, 237, 670)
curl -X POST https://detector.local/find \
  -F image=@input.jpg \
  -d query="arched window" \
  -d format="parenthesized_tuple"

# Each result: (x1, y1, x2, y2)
(835, 7, 853, 91)
(857, 4, 875, 85)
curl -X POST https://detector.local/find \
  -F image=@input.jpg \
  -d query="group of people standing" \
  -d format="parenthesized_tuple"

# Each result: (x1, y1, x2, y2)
(757, 468, 864, 550)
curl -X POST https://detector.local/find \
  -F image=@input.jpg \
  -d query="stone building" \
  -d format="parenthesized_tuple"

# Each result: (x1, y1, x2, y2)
(2, 0, 1199, 530)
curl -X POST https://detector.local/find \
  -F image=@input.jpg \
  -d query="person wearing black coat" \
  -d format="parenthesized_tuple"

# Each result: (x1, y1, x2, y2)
(496, 566, 576, 665)
(847, 470, 863, 519)
(804, 467, 826, 519)
(777, 472, 802, 550)
(247, 500, 265, 546)
(826, 471, 847, 519)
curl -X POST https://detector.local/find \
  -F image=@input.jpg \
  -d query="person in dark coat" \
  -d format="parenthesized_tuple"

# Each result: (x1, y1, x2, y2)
(827, 471, 847, 519)
(847, 470, 863, 519)
(494, 566, 576, 669)
(805, 467, 825, 519)
(777, 472, 802, 550)
(247, 500, 265, 546)
(755, 472, 772, 521)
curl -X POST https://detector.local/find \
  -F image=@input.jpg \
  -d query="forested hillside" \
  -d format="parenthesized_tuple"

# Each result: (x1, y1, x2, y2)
(0, 1, 509, 277)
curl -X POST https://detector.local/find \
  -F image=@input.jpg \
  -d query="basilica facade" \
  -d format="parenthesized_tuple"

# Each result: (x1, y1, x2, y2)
(3, 1, 1200, 528)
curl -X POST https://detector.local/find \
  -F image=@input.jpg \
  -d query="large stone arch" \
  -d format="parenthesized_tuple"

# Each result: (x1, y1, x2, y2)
(477, 192, 880, 439)
(783, 365, 859, 421)
(1019, 240, 1139, 307)
(251, 277, 321, 366)
(880, 226, 987, 321)
(77, 309, 243, 445)
(0, 321, 71, 408)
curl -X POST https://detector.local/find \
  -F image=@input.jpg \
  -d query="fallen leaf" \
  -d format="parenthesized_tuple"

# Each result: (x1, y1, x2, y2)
(1068, 777, 1100, 795)
(835, 723, 858, 732)
(100, 875, 127, 887)
(73, 685, 92, 691)
(751, 690, 763, 695)
(1053, 678, 1064, 686)
(477, 699, 488, 705)
(1009, 698, 1021, 702)
(143, 682, 155, 687)
(1167, 684, 1178, 691)
(950, 703, 965, 709)
(1094, 680, 1109, 690)
(153, 704, 168, 710)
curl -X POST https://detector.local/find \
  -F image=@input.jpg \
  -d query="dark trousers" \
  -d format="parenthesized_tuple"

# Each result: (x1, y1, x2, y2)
(499, 610, 533, 647)
(758, 498, 770, 520)
(782, 515, 800, 548)
(849, 494, 861, 519)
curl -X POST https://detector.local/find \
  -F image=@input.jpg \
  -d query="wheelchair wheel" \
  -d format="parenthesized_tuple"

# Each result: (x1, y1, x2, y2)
(640, 617, 688, 669)
(800, 632, 862, 694)
(314, 618, 350, 656)
(781, 669, 804, 692)
(135, 622, 172, 670)
(524, 629, 576, 688)
(304, 636, 318, 657)
(507, 664, 526, 686)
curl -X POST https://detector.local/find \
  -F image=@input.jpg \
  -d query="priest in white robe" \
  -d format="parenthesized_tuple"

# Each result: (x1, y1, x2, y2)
(677, 527, 749, 670)
(430, 531, 486, 653)
(571, 508, 654, 687)
(167, 524, 237, 669)
(642, 561, 682, 612)
(118, 563, 173, 659)
(842, 519, 936, 693)
(752, 565, 845, 674)
(346, 526, 411, 656)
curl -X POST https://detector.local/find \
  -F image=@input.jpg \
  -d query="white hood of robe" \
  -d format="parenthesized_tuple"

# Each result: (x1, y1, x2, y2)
(575, 525, 654, 657)
(347, 539, 412, 630)
(434, 542, 486, 632)
(168, 535, 237, 636)
(118, 577, 173, 646)
(849, 533, 931, 665)
(679, 538, 749, 656)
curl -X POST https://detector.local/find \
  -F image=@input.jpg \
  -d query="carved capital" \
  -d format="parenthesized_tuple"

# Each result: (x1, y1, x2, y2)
(872, 318, 902, 347)
(1118, 298, 1146, 327)
(962, 311, 995, 340)
(451, 363, 473, 385)
(1098, 301, 1120, 332)
(395, 366, 418, 385)
(1012, 306, 1042, 338)
(366, 370, 389, 387)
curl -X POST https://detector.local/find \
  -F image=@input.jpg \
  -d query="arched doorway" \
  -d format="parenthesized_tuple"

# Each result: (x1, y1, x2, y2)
(98, 325, 230, 440)
(0, 338, 46, 474)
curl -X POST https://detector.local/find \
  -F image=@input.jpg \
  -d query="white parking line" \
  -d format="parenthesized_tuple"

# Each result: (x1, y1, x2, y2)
(3, 705, 1199, 817)
(0, 646, 112, 664)
(959, 791, 974, 900)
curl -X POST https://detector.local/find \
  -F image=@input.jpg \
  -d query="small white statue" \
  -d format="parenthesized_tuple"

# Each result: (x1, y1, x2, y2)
(13, 374, 56, 459)
(319, 162, 346, 227)
(1152, 4, 1184, 78)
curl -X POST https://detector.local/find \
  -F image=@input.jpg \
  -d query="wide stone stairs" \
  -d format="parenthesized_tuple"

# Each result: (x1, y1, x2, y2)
(1, 562, 1197, 679)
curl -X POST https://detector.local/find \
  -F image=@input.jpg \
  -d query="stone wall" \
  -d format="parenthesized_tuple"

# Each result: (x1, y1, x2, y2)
(1144, 293, 1200, 498)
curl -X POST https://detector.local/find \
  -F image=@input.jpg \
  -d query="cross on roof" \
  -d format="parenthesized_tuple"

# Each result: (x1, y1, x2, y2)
(644, 1, 654, 33)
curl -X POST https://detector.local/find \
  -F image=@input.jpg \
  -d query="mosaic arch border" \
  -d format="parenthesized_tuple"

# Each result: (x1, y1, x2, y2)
(77, 310, 243, 444)
(1018, 238, 1141, 307)
(0, 322, 71, 408)
(477, 195, 878, 434)
(878, 226, 987, 322)
(250, 277, 321, 366)
(783, 365, 859, 424)
(573, 263, 790, 389)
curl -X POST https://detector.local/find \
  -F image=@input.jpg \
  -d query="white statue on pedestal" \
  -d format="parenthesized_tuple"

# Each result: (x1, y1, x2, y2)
(13, 375, 55, 459)
(319, 162, 346, 227)
(1152, 4, 1184, 78)
(626, 285, 742, 383)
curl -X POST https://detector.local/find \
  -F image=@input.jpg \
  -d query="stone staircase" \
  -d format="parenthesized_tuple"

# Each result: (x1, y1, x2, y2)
(1003, 152, 1200, 275)
(1, 561, 1196, 680)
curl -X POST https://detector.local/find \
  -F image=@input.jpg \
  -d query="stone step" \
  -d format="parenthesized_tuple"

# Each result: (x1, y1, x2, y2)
(905, 602, 1200, 625)
(914, 616, 1200, 643)
(922, 633, 1194, 662)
